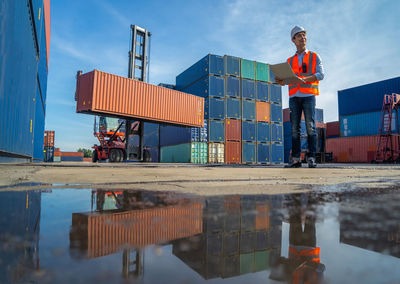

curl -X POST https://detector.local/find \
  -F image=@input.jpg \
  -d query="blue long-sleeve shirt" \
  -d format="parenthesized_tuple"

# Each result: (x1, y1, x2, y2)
(290, 49, 324, 98)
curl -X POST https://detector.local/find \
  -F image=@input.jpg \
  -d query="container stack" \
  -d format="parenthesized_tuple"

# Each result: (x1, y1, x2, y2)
(169, 54, 284, 165)
(282, 108, 326, 163)
(53, 149, 83, 162)
(326, 77, 400, 163)
(128, 122, 161, 162)
(43, 130, 55, 162)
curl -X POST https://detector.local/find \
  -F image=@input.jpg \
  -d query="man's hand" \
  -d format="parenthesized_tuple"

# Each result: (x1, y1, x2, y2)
(275, 77, 285, 86)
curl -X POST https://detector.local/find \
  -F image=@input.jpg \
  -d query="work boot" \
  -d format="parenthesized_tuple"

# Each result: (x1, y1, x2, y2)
(285, 158, 302, 168)
(307, 157, 317, 168)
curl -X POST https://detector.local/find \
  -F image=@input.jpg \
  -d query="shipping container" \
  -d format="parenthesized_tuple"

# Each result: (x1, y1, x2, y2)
(241, 79, 256, 100)
(43, 146, 54, 162)
(205, 97, 225, 120)
(226, 97, 241, 119)
(0, 1, 40, 161)
(338, 77, 400, 116)
(53, 156, 61, 162)
(146, 146, 160, 162)
(255, 62, 269, 82)
(269, 67, 275, 84)
(225, 55, 241, 77)
(158, 83, 175, 89)
(183, 75, 225, 98)
(257, 143, 270, 164)
(43, 0, 51, 69)
(33, 88, 45, 162)
(325, 135, 394, 163)
(242, 100, 256, 121)
(160, 122, 206, 146)
(340, 110, 398, 137)
(176, 54, 225, 90)
(225, 141, 241, 164)
(143, 130, 159, 147)
(71, 202, 203, 258)
(208, 120, 225, 142)
(44, 130, 55, 147)
(316, 108, 324, 123)
(256, 82, 268, 102)
(257, 122, 270, 143)
(255, 101, 270, 122)
(75, 70, 204, 128)
(61, 156, 83, 162)
(60, 152, 84, 157)
(31, 0, 43, 48)
(225, 119, 241, 141)
(160, 143, 189, 163)
(271, 123, 283, 143)
(283, 121, 307, 138)
(208, 143, 224, 163)
(226, 76, 240, 98)
(326, 121, 340, 137)
(37, 14, 48, 103)
(271, 143, 284, 164)
(241, 59, 255, 80)
(270, 104, 283, 123)
(269, 84, 282, 104)
(242, 142, 256, 163)
(242, 121, 256, 142)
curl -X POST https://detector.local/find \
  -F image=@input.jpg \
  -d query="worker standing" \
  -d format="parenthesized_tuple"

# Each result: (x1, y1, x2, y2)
(276, 26, 325, 168)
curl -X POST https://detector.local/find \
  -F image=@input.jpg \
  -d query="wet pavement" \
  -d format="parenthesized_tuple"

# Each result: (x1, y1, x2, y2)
(0, 187, 400, 284)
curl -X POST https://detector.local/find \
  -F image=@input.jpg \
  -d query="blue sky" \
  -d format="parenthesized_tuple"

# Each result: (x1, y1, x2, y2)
(46, 0, 400, 151)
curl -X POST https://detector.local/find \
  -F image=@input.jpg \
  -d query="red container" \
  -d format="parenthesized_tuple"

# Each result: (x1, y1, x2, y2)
(75, 70, 204, 127)
(44, 130, 55, 147)
(255, 201, 270, 230)
(316, 122, 326, 129)
(44, 0, 51, 69)
(326, 121, 340, 137)
(60, 152, 84, 157)
(325, 135, 398, 162)
(225, 141, 241, 164)
(225, 119, 241, 141)
(71, 202, 203, 258)
(256, 101, 270, 122)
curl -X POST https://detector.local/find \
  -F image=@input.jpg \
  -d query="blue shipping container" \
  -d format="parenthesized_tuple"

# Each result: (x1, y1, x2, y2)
(159, 125, 193, 146)
(191, 120, 208, 142)
(269, 67, 275, 84)
(315, 108, 324, 123)
(242, 142, 256, 163)
(269, 84, 282, 104)
(271, 143, 284, 164)
(241, 79, 256, 100)
(242, 100, 256, 120)
(31, 0, 43, 52)
(226, 76, 240, 98)
(242, 121, 256, 142)
(0, 1, 39, 160)
(38, 16, 48, 103)
(339, 110, 398, 137)
(225, 55, 241, 77)
(208, 120, 225, 142)
(226, 97, 241, 119)
(257, 122, 270, 142)
(283, 121, 307, 138)
(271, 123, 283, 143)
(256, 82, 268, 102)
(270, 104, 283, 123)
(205, 97, 225, 119)
(33, 88, 45, 161)
(146, 146, 160, 162)
(44, 146, 54, 162)
(61, 156, 83, 162)
(338, 77, 400, 116)
(183, 75, 225, 98)
(176, 54, 225, 90)
(257, 143, 270, 164)
(143, 131, 159, 147)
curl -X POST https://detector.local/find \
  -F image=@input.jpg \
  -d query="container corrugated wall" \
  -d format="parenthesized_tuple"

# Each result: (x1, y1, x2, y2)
(326, 121, 340, 137)
(43, 0, 51, 69)
(76, 70, 204, 127)
(71, 202, 203, 258)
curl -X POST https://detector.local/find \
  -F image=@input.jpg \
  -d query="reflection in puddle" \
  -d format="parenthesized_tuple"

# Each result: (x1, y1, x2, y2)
(0, 188, 399, 283)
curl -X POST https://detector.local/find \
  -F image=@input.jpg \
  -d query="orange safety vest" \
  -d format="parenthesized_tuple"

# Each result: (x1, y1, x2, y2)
(289, 246, 321, 284)
(287, 51, 319, 96)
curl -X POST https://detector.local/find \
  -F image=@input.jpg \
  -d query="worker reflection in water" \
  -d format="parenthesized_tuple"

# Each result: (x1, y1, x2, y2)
(270, 194, 325, 284)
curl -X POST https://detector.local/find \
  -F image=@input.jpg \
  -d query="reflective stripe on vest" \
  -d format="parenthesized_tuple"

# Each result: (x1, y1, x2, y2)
(289, 246, 321, 263)
(287, 51, 319, 96)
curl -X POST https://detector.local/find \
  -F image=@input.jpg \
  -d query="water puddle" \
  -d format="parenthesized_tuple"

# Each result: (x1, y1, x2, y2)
(0, 187, 399, 283)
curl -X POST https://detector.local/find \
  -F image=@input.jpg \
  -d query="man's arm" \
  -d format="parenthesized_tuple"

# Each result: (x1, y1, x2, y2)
(304, 54, 324, 82)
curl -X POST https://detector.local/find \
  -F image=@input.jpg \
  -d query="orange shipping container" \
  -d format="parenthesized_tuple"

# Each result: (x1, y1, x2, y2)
(326, 135, 399, 163)
(44, 130, 55, 147)
(326, 121, 340, 137)
(256, 101, 270, 122)
(75, 70, 204, 127)
(71, 202, 203, 258)
(225, 141, 241, 164)
(60, 152, 84, 157)
(225, 119, 241, 141)
(255, 202, 270, 230)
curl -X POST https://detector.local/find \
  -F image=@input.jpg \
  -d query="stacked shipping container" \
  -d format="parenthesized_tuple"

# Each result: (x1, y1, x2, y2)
(0, 0, 51, 162)
(43, 130, 55, 162)
(327, 77, 400, 163)
(162, 54, 284, 165)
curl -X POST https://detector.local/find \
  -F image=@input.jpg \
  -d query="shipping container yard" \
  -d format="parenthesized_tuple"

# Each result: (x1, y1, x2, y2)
(1, 1, 400, 283)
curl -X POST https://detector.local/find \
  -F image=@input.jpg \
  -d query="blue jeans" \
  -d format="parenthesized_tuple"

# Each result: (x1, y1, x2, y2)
(289, 96, 316, 159)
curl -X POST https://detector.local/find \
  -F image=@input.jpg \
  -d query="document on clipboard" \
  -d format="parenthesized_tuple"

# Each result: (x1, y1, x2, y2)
(269, 62, 304, 85)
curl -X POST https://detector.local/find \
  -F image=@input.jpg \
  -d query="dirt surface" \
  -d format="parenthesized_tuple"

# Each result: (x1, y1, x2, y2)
(1, 162, 400, 195)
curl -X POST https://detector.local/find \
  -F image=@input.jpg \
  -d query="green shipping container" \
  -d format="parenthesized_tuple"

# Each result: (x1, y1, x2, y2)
(160, 143, 208, 163)
(256, 62, 269, 82)
(241, 59, 255, 80)
(254, 250, 269, 272)
(240, 253, 255, 274)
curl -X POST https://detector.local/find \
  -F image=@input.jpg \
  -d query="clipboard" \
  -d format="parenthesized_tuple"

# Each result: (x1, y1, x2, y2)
(269, 62, 304, 85)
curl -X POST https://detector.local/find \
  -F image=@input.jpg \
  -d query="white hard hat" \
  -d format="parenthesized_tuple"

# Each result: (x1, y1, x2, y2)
(291, 26, 306, 39)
